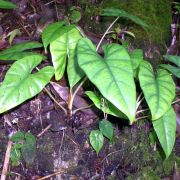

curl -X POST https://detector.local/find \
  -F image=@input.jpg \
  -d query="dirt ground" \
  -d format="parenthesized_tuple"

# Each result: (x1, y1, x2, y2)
(0, 0, 180, 179)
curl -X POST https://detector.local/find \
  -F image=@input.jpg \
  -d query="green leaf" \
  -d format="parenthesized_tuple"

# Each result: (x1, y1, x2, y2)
(7, 29, 21, 45)
(99, 119, 113, 141)
(163, 55, 180, 67)
(50, 26, 83, 86)
(10, 147, 21, 166)
(10, 132, 24, 142)
(0, 55, 54, 114)
(69, 9, 81, 23)
(0, 41, 43, 60)
(0, 0, 16, 9)
(21, 132, 36, 165)
(85, 91, 127, 119)
(41, 21, 66, 51)
(159, 64, 180, 78)
(89, 130, 104, 155)
(139, 61, 175, 120)
(101, 8, 149, 29)
(152, 107, 176, 158)
(77, 38, 136, 123)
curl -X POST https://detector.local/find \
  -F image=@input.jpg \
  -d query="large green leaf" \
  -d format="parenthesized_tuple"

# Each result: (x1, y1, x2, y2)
(153, 107, 176, 158)
(50, 26, 83, 87)
(77, 38, 136, 123)
(160, 64, 180, 78)
(163, 55, 180, 67)
(0, 42, 43, 60)
(0, 0, 16, 9)
(85, 91, 127, 119)
(101, 8, 148, 29)
(139, 61, 175, 120)
(41, 21, 70, 51)
(129, 49, 143, 77)
(0, 55, 54, 114)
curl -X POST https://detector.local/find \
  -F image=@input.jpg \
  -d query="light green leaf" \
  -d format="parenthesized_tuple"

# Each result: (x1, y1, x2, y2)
(163, 55, 180, 67)
(41, 21, 66, 50)
(7, 29, 21, 45)
(50, 26, 83, 87)
(153, 107, 176, 158)
(85, 91, 127, 119)
(139, 61, 175, 120)
(0, 55, 54, 114)
(89, 130, 104, 155)
(77, 38, 136, 123)
(159, 64, 180, 78)
(0, 41, 43, 60)
(0, 0, 16, 9)
(99, 119, 113, 141)
(101, 8, 149, 29)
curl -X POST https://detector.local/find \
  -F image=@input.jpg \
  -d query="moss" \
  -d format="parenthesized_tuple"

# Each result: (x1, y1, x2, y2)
(101, 0, 172, 45)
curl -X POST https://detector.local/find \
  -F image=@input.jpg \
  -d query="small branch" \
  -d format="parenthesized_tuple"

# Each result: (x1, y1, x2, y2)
(1, 141, 12, 180)
(96, 17, 119, 51)
(37, 124, 52, 138)
(136, 108, 149, 115)
(136, 115, 149, 121)
(172, 98, 180, 105)
(72, 104, 94, 114)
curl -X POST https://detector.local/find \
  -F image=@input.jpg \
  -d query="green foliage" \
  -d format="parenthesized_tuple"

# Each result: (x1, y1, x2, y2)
(101, 8, 149, 29)
(0, 41, 43, 60)
(99, 119, 114, 142)
(152, 107, 176, 158)
(49, 25, 83, 85)
(77, 38, 136, 123)
(0, 0, 16, 9)
(89, 130, 104, 155)
(160, 55, 180, 78)
(0, 55, 54, 114)
(10, 132, 36, 166)
(139, 61, 175, 120)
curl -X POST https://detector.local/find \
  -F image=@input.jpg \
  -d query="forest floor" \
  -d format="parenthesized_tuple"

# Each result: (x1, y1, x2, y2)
(0, 1, 180, 179)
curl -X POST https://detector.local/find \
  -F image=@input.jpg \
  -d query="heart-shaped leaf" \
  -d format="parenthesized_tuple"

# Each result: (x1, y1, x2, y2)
(99, 119, 113, 142)
(152, 107, 176, 158)
(0, 55, 54, 114)
(0, 41, 43, 60)
(50, 26, 84, 87)
(89, 130, 104, 155)
(41, 21, 69, 51)
(77, 38, 136, 123)
(139, 61, 175, 120)
(0, 0, 16, 9)
(85, 91, 127, 119)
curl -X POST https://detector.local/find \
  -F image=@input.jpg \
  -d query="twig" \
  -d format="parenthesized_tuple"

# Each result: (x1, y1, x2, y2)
(172, 98, 180, 105)
(136, 115, 149, 121)
(37, 168, 69, 180)
(96, 17, 119, 51)
(72, 104, 94, 114)
(1, 141, 12, 180)
(136, 108, 149, 115)
(37, 124, 52, 138)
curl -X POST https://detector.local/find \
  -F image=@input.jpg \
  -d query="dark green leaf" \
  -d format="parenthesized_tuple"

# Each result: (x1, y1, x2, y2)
(10, 147, 21, 166)
(163, 55, 180, 67)
(159, 64, 180, 78)
(85, 91, 127, 119)
(99, 119, 113, 141)
(10, 132, 24, 142)
(89, 130, 104, 155)
(101, 8, 148, 29)
(0, 42, 43, 60)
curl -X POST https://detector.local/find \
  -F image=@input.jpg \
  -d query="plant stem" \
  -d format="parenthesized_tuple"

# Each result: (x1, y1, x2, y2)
(96, 17, 119, 51)
(172, 98, 180, 105)
(136, 108, 149, 115)
(136, 115, 149, 121)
